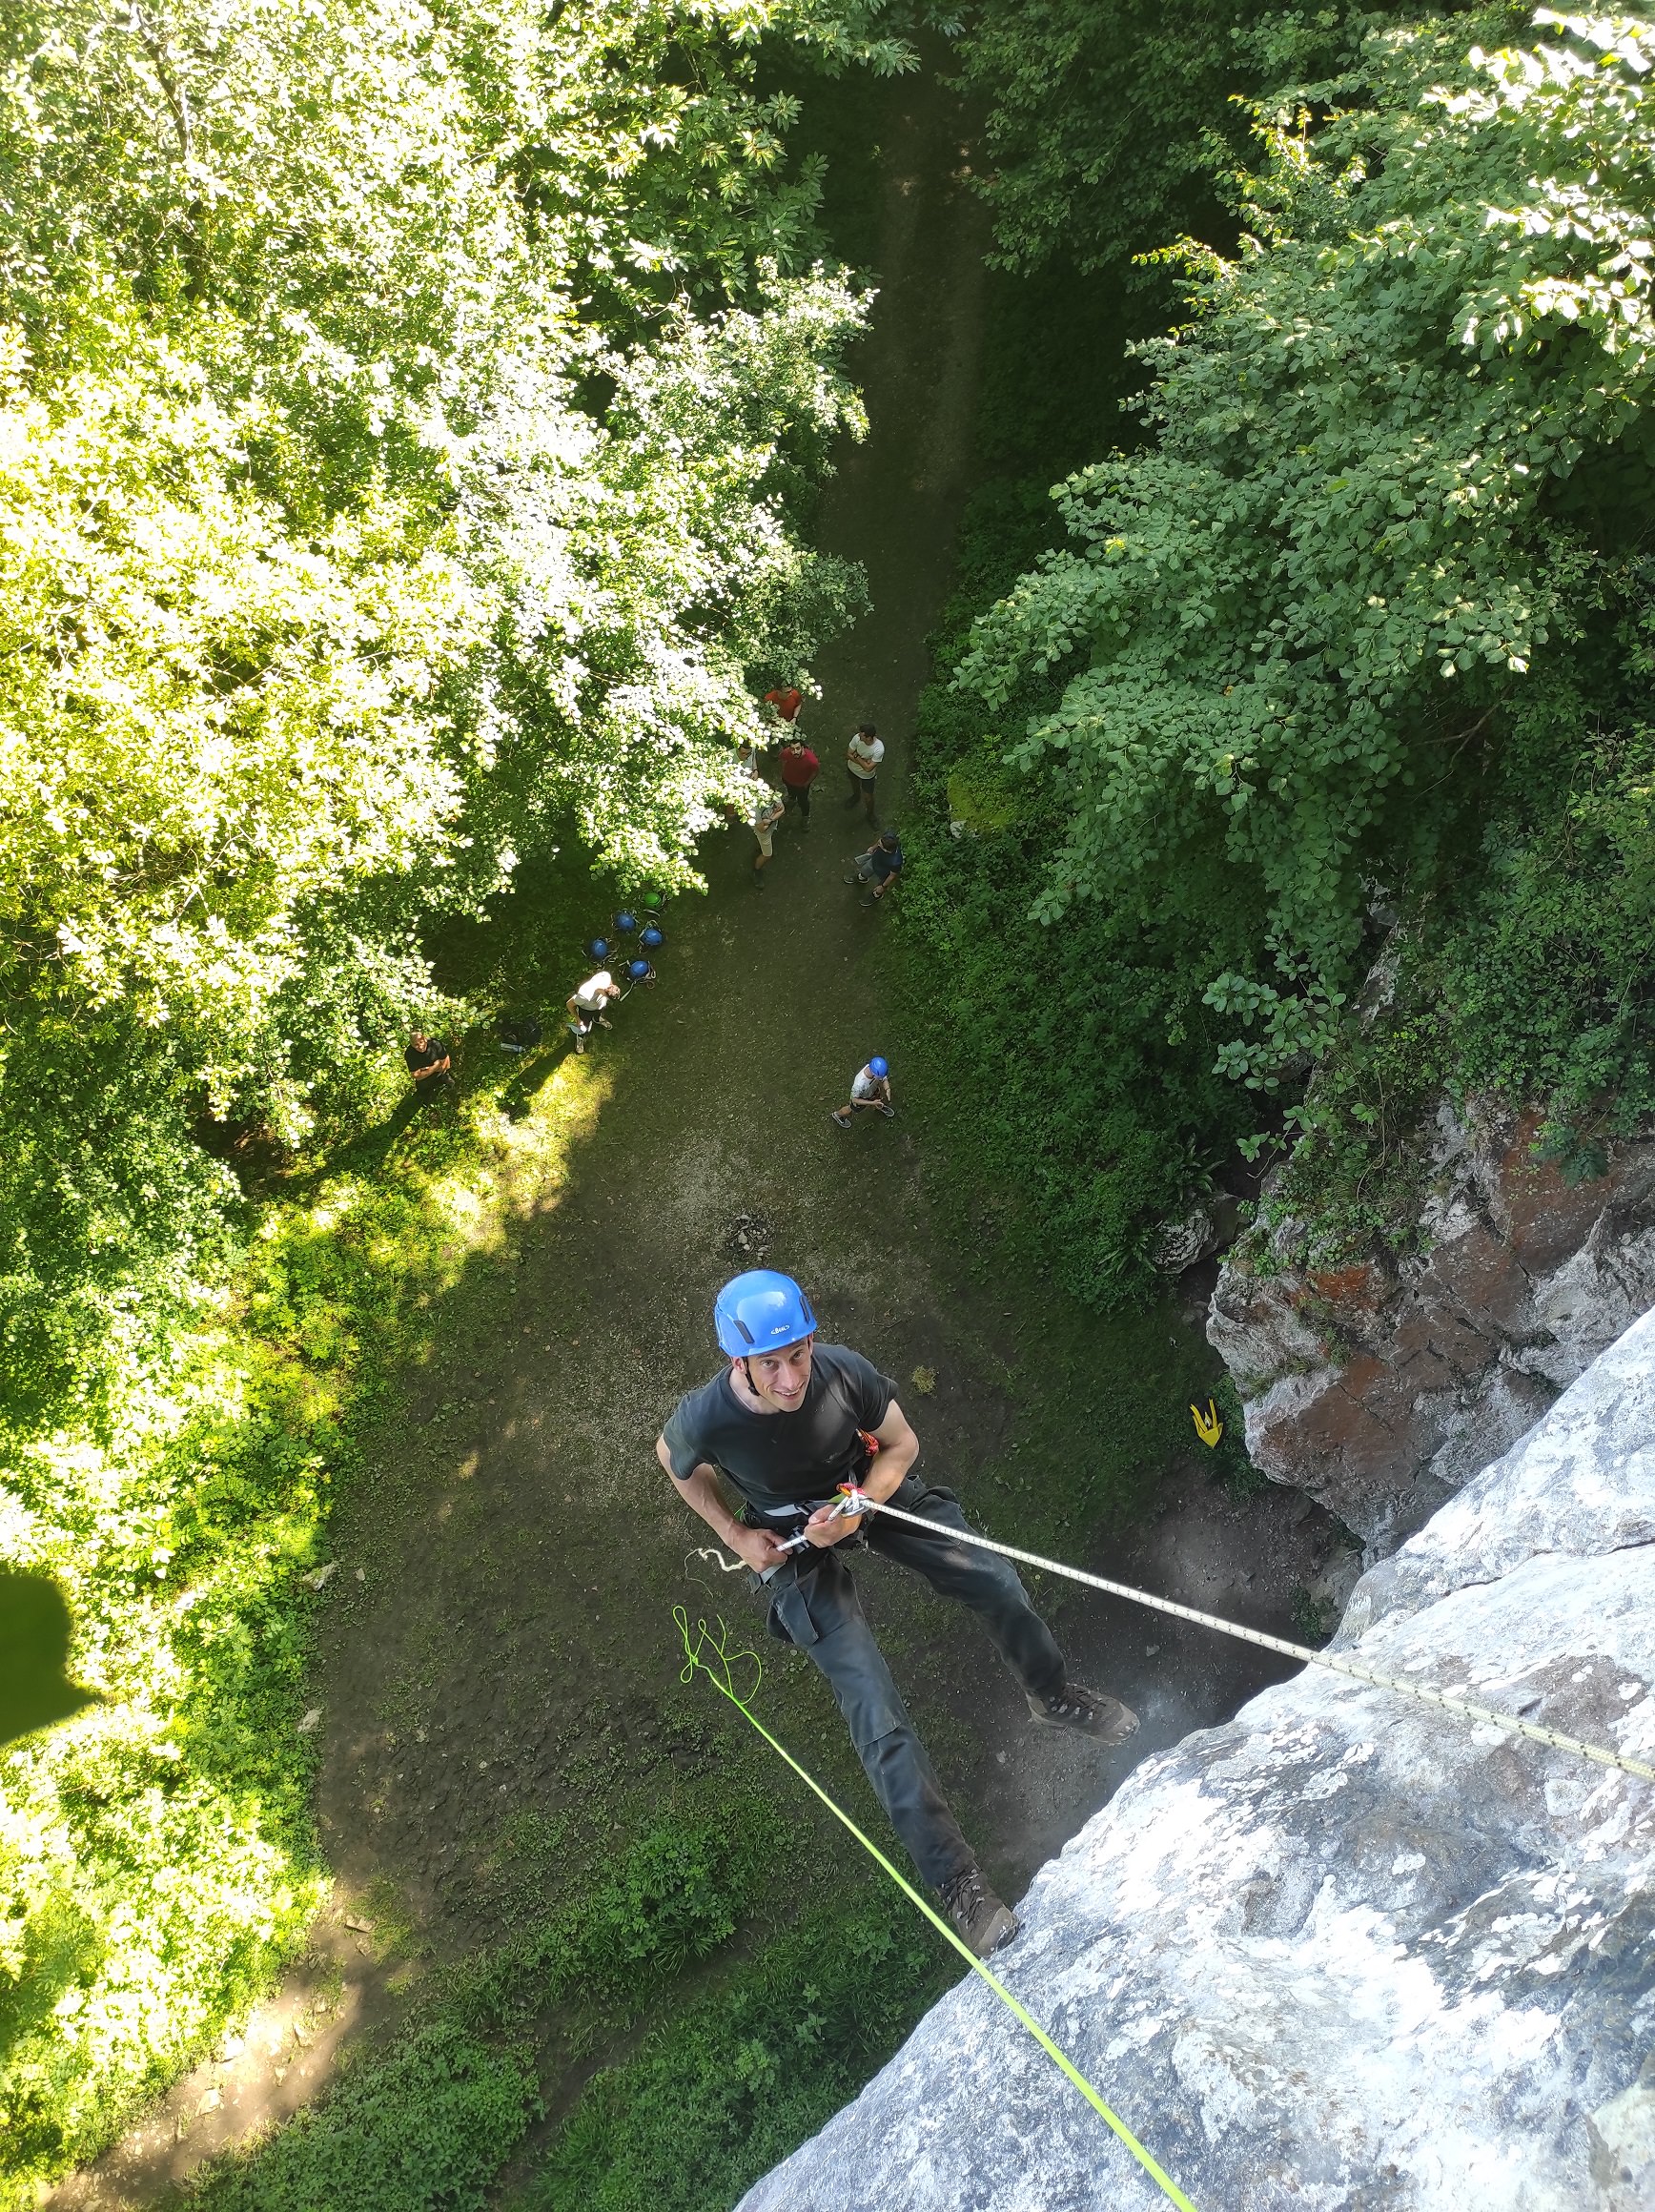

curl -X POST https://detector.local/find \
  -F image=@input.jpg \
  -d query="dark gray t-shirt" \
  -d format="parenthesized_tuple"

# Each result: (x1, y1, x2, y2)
(661, 1344, 894, 1517)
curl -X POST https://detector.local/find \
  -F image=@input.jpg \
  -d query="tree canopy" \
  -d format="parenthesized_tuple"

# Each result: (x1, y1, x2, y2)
(956, 8, 1655, 1095)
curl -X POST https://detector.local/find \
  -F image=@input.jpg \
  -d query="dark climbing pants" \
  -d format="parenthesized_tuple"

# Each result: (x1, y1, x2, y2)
(758, 1473, 1065, 1890)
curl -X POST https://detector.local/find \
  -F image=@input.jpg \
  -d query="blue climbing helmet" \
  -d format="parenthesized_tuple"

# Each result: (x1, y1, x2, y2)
(640, 925, 664, 951)
(586, 937, 609, 961)
(868, 1055, 889, 1078)
(714, 1270, 817, 1359)
(614, 910, 638, 934)
(627, 958, 651, 979)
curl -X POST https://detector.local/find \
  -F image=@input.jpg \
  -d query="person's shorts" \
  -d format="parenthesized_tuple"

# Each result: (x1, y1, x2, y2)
(849, 771, 876, 798)
(753, 823, 775, 858)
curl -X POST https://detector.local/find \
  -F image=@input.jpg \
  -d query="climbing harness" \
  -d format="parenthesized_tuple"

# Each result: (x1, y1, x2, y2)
(772, 1487, 865, 1555)
(675, 1606, 1199, 2212)
(831, 1485, 1655, 1786)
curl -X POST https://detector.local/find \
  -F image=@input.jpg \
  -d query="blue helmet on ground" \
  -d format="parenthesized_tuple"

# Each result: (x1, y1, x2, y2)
(868, 1055, 889, 1078)
(714, 1270, 817, 1359)
(640, 925, 664, 950)
(586, 937, 609, 960)
(628, 958, 651, 979)
(615, 911, 638, 934)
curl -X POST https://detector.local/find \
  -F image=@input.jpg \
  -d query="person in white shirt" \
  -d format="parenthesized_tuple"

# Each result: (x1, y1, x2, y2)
(749, 783, 786, 890)
(843, 722, 884, 823)
(565, 969, 620, 1053)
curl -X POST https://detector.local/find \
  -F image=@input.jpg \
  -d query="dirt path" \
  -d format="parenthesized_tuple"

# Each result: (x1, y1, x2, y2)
(55, 64, 1347, 2209)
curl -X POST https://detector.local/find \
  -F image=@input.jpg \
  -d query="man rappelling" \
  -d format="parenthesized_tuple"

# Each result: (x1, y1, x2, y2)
(656, 1269, 1138, 1956)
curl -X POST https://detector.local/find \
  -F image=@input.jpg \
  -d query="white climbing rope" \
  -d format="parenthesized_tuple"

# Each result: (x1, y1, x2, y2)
(831, 1487, 1655, 1786)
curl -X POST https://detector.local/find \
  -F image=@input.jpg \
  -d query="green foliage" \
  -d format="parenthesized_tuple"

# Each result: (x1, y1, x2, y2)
(0, 1035, 605, 2200)
(194, 2025, 538, 2212)
(191, 1809, 786, 2212)
(959, 10, 1655, 994)
(1255, 990, 1453, 1266)
(897, 473, 1257, 1310)
(952, 0, 1438, 276)
(1442, 698, 1655, 1123)
(0, 7, 905, 2185)
(522, 1899, 950, 2212)
(916, 7, 1655, 1295)
(0, 0, 886, 1432)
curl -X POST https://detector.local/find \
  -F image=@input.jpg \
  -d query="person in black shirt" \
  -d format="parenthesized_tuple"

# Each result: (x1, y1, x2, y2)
(843, 830, 903, 907)
(404, 1029, 454, 1101)
(657, 1268, 1139, 1958)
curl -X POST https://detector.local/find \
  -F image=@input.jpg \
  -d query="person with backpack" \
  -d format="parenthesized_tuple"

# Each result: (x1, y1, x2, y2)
(655, 1271, 1139, 1958)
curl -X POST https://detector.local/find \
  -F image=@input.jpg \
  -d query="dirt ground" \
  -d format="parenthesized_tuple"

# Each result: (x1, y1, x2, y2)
(55, 63, 1352, 2210)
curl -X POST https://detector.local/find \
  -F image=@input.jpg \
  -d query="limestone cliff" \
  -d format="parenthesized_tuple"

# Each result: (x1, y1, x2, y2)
(1208, 1096, 1655, 1552)
(736, 1308, 1655, 2212)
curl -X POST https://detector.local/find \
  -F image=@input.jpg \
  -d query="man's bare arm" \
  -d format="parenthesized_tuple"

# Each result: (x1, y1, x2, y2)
(655, 1435, 786, 1572)
(804, 1397, 918, 1546)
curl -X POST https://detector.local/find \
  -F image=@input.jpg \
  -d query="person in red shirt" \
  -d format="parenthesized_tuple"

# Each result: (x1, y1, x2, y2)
(764, 685, 804, 729)
(778, 734, 820, 830)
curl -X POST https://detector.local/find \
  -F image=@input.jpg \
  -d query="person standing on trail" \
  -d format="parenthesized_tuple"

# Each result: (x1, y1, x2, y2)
(655, 1270, 1138, 1958)
(565, 967, 621, 1052)
(765, 684, 804, 733)
(749, 781, 786, 890)
(405, 1028, 455, 1101)
(830, 1055, 894, 1130)
(844, 722, 884, 822)
(779, 734, 820, 830)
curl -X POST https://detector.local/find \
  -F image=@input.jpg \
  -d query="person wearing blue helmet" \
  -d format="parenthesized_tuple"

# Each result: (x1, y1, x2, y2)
(656, 1270, 1137, 1959)
(830, 1055, 894, 1130)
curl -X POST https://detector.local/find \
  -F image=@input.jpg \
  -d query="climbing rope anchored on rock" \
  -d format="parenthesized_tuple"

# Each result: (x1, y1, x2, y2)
(675, 1606, 1200, 2212)
(833, 1485, 1655, 1785)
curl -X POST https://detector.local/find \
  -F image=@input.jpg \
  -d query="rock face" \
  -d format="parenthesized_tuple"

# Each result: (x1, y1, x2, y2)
(736, 1311, 1655, 2212)
(1209, 1096, 1655, 1551)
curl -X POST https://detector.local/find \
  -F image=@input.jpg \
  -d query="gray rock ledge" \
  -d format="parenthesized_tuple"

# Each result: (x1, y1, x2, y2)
(737, 1309, 1655, 2212)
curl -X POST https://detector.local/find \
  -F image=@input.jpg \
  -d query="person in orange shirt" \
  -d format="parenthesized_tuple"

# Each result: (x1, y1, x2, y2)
(764, 684, 804, 731)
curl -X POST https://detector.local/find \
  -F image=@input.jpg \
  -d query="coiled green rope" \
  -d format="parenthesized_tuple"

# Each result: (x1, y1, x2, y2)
(674, 1605, 1198, 2212)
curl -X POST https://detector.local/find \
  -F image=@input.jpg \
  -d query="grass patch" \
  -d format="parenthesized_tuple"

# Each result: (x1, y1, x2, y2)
(519, 1895, 950, 2212)
(0, 896, 615, 2202)
(187, 1805, 787, 2212)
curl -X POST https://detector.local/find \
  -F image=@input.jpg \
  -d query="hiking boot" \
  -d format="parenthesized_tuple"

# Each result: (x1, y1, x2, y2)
(829, 1109, 852, 1129)
(877, 1103, 896, 1119)
(1028, 1681, 1139, 1743)
(940, 1864, 1018, 1958)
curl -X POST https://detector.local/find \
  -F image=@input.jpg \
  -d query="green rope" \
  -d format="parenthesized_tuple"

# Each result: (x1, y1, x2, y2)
(674, 1605, 1199, 2212)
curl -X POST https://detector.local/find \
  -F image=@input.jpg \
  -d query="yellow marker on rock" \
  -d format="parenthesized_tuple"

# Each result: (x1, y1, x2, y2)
(1191, 1399, 1223, 1448)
